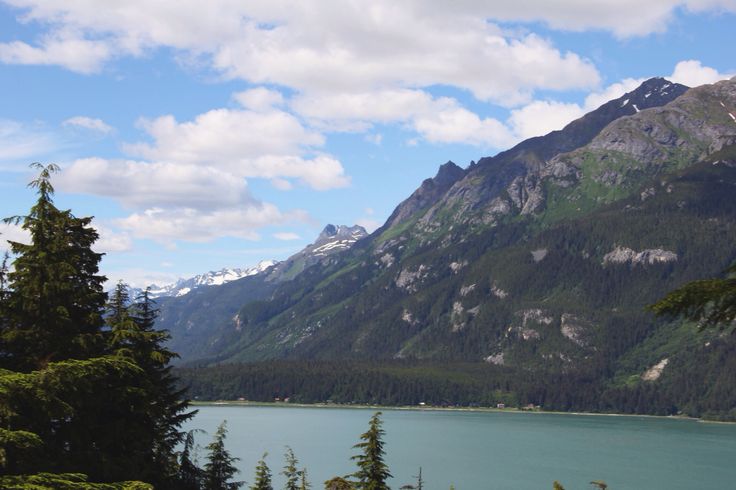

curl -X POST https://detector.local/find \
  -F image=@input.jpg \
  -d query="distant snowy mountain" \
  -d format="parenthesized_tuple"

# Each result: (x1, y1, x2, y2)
(126, 225, 368, 300)
(130, 260, 278, 299)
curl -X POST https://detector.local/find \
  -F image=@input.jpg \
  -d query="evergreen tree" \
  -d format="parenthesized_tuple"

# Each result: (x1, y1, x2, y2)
(324, 477, 354, 490)
(350, 412, 392, 490)
(179, 429, 205, 490)
(0, 164, 191, 487)
(300, 468, 311, 490)
(651, 262, 736, 330)
(251, 453, 273, 490)
(1, 162, 107, 371)
(282, 447, 301, 490)
(204, 421, 243, 490)
(399, 468, 423, 490)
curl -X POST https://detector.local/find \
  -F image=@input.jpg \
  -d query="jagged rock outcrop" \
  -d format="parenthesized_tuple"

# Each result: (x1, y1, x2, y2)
(382, 161, 465, 229)
(602, 246, 678, 266)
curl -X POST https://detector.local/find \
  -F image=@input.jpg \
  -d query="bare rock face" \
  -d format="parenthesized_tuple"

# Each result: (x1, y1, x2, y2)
(603, 246, 678, 266)
(395, 264, 430, 293)
(383, 161, 465, 229)
(484, 352, 505, 365)
(560, 314, 588, 347)
(554, 77, 736, 192)
(642, 358, 669, 381)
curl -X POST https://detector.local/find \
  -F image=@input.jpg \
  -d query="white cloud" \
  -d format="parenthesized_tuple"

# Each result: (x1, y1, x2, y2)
(2, 1, 601, 104)
(270, 178, 293, 191)
(58, 158, 252, 210)
(413, 105, 514, 148)
(356, 217, 381, 233)
(273, 232, 301, 241)
(505, 60, 733, 140)
(0, 222, 30, 256)
(0, 119, 59, 163)
(508, 100, 588, 141)
(120, 106, 349, 190)
(292, 89, 515, 148)
(104, 268, 180, 289)
(63, 116, 113, 133)
(116, 205, 308, 244)
(0, 30, 111, 73)
(127, 109, 323, 164)
(92, 224, 133, 253)
(234, 88, 285, 112)
(669, 60, 735, 87)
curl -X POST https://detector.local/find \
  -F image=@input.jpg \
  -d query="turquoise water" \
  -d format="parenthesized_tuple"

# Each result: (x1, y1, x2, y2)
(184, 405, 736, 489)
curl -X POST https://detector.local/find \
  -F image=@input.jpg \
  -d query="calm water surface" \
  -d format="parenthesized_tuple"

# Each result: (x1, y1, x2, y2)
(184, 405, 736, 489)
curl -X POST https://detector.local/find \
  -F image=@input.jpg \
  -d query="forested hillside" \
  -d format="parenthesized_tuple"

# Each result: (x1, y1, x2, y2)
(172, 77, 736, 419)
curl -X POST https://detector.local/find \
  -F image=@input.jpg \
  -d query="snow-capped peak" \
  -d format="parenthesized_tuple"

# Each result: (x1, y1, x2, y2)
(140, 260, 278, 298)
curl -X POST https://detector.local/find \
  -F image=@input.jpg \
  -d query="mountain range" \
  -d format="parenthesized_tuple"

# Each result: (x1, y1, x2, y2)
(165, 76, 736, 416)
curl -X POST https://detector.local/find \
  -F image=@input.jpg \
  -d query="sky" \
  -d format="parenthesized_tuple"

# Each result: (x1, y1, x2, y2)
(0, 1, 734, 287)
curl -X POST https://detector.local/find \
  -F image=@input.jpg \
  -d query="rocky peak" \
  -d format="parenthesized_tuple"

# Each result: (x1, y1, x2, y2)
(315, 224, 368, 246)
(402, 77, 692, 231)
(434, 161, 465, 186)
(617, 77, 689, 114)
(381, 161, 466, 229)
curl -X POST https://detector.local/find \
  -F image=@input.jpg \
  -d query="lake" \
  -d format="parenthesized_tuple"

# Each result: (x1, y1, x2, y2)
(184, 404, 736, 489)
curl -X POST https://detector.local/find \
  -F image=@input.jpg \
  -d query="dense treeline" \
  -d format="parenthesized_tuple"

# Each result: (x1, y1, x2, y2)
(176, 331, 736, 419)
(0, 165, 196, 488)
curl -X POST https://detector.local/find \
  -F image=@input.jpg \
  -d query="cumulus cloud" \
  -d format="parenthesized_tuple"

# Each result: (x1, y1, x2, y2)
(2, 1, 600, 104)
(63, 116, 113, 133)
(507, 60, 733, 140)
(292, 89, 516, 148)
(234, 88, 285, 112)
(0, 30, 112, 73)
(58, 158, 253, 210)
(116, 205, 308, 245)
(54, 96, 349, 243)
(669, 59, 735, 87)
(92, 224, 133, 253)
(273, 232, 301, 241)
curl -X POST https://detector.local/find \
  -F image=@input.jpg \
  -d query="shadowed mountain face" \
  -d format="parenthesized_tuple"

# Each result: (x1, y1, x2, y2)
(166, 78, 736, 409)
(156, 224, 367, 363)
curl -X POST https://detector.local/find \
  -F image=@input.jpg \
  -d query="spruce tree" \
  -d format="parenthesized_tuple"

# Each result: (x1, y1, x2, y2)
(104, 283, 195, 487)
(300, 468, 311, 490)
(324, 477, 354, 490)
(282, 447, 301, 490)
(0, 164, 190, 487)
(1, 163, 107, 371)
(204, 421, 243, 490)
(251, 453, 273, 490)
(0, 164, 140, 478)
(350, 412, 392, 490)
(179, 429, 205, 490)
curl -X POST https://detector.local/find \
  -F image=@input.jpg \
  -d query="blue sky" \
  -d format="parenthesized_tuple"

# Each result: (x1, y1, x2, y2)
(0, 1, 734, 287)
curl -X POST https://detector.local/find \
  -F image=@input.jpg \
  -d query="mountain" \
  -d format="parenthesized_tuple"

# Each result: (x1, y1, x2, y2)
(142, 260, 278, 299)
(172, 77, 736, 418)
(156, 224, 367, 362)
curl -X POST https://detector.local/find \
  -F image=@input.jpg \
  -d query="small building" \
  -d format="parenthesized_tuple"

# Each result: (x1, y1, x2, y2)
(496, 403, 506, 409)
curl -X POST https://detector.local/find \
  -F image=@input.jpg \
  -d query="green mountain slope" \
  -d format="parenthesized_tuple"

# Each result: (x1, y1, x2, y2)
(170, 76, 736, 417)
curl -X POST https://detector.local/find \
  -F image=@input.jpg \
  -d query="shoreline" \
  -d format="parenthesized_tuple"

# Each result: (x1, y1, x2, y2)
(189, 400, 734, 424)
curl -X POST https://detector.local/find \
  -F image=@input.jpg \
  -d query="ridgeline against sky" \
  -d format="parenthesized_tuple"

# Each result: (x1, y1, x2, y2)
(0, 1, 734, 287)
